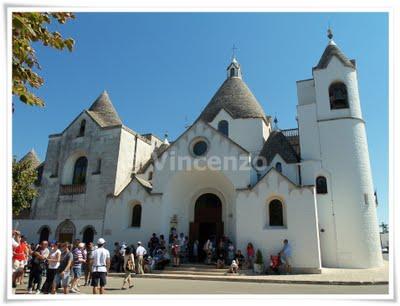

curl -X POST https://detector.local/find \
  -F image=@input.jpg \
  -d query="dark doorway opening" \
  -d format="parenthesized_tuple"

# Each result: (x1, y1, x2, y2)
(189, 193, 223, 261)
(39, 227, 50, 243)
(82, 227, 94, 243)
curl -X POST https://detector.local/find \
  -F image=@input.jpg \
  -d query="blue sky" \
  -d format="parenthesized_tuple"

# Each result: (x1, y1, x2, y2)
(12, 12, 388, 224)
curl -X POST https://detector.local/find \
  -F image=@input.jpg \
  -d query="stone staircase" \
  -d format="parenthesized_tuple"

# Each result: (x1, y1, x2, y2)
(135, 264, 254, 280)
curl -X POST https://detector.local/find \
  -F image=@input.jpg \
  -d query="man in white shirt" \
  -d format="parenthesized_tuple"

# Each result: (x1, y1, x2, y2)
(135, 241, 147, 274)
(91, 238, 110, 294)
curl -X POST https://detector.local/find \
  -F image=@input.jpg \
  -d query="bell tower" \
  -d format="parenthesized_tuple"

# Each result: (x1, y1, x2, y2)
(297, 29, 383, 268)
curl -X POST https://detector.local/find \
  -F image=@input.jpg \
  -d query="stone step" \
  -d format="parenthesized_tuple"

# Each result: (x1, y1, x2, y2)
(136, 273, 250, 281)
(132, 273, 389, 285)
(156, 269, 230, 276)
(164, 266, 232, 273)
(164, 264, 251, 272)
(167, 263, 224, 269)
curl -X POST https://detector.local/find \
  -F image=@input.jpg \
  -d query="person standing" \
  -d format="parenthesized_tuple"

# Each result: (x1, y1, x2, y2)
(121, 246, 135, 290)
(84, 242, 94, 286)
(71, 242, 86, 293)
(203, 239, 212, 264)
(227, 241, 235, 263)
(52, 242, 73, 294)
(279, 239, 292, 274)
(246, 243, 255, 269)
(27, 240, 49, 294)
(159, 234, 166, 250)
(171, 238, 180, 267)
(192, 240, 199, 263)
(148, 233, 159, 256)
(91, 238, 110, 294)
(135, 241, 147, 274)
(41, 241, 61, 294)
(12, 233, 27, 288)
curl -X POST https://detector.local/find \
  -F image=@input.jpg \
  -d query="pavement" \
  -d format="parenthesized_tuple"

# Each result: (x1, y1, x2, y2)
(108, 256, 389, 285)
(14, 277, 388, 295)
(13, 255, 389, 295)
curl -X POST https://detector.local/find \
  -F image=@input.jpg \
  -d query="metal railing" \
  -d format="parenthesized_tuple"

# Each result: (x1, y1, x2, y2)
(59, 184, 86, 195)
(281, 128, 299, 138)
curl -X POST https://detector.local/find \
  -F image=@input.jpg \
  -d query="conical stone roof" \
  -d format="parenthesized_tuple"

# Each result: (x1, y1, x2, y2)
(314, 41, 355, 70)
(87, 91, 122, 127)
(198, 77, 266, 122)
(19, 149, 41, 168)
(259, 131, 299, 166)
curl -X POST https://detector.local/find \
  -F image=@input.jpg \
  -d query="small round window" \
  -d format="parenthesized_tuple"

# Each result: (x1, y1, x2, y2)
(192, 140, 208, 156)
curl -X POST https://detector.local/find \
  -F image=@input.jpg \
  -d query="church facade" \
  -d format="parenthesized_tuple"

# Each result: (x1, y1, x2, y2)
(14, 34, 383, 271)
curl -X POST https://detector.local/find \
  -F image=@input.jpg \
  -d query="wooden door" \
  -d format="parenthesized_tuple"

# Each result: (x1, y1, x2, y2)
(58, 233, 73, 243)
(216, 222, 224, 242)
(189, 222, 199, 243)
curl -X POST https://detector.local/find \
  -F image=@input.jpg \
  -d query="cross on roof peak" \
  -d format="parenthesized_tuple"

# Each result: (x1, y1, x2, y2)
(231, 44, 238, 60)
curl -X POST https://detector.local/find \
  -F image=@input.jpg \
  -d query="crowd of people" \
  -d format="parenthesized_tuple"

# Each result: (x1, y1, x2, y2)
(12, 230, 112, 295)
(109, 229, 292, 275)
(12, 227, 293, 294)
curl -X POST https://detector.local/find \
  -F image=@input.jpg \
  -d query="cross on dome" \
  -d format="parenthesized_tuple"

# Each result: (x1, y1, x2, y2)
(231, 44, 238, 60)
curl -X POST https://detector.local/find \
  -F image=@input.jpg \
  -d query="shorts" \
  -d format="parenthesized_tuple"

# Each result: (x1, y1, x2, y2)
(55, 271, 71, 288)
(72, 267, 82, 278)
(282, 255, 292, 266)
(13, 260, 25, 272)
(91, 272, 107, 287)
(124, 269, 133, 278)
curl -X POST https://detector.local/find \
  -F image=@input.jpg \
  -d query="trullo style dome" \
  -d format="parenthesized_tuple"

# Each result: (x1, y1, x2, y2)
(198, 57, 266, 122)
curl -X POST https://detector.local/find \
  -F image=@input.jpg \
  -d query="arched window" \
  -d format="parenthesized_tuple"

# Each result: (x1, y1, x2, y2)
(53, 161, 59, 177)
(72, 157, 88, 185)
(269, 199, 284, 226)
(316, 176, 328, 194)
(230, 67, 236, 78)
(93, 158, 101, 174)
(329, 82, 349, 109)
(78, 120, 86, 137)
(39, 226, 50, 243)
(82, 226, 95, 243)
(131, 204, 142, 227)
(218, 120, 229, 137)
(36, 164, 44, 185)
(275, 162, 282, 173)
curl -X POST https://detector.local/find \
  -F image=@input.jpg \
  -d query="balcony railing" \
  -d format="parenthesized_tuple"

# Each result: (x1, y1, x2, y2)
(281, 128, 299, 138)
(59, 184, 86, 195)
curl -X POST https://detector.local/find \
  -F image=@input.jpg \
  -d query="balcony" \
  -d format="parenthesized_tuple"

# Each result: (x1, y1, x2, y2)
(59, 184, 86, 195)
(281, 128, 299, 138)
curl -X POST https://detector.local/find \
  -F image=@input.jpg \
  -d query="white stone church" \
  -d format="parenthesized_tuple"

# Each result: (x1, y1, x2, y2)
(14, 33, 383, 271)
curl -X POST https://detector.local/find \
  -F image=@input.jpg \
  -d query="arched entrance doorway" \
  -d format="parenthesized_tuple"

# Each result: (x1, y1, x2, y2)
(189, 193, 224, 255)
(56, 219, 75, 243)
